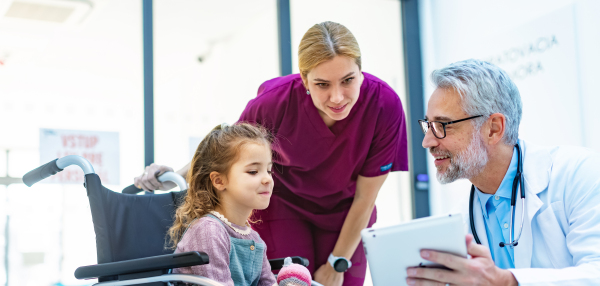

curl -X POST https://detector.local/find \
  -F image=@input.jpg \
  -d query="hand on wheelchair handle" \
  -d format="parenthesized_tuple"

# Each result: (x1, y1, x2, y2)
(134, 163, 175, 191)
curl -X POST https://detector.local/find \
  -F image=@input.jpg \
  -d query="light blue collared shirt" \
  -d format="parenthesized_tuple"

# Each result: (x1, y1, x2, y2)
(475, 146, 518, 269)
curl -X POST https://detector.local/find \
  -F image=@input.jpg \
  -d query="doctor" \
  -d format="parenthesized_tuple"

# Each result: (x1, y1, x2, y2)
(406, 59, 600, 286)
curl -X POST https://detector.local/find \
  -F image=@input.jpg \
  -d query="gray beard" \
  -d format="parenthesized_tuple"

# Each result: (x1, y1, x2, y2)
(433, 132, 489, 184)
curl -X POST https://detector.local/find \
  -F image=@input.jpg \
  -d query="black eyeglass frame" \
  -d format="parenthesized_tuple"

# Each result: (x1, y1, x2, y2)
(418, 115, 483, 139)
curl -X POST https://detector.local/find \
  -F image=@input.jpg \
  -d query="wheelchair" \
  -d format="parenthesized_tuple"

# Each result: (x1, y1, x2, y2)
(24, 155, 322, 286)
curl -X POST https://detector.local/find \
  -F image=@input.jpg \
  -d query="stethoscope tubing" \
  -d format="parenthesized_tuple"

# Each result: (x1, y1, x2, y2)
(470, 143, 525, 248)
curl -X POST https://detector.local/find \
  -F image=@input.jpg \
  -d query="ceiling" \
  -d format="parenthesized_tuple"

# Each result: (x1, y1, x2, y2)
(0, 0, 275, 67)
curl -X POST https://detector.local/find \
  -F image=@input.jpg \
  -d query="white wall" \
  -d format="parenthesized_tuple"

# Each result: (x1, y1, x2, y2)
(153, 0, 280, 170)
(419, 0, 600, 215)
(0, 1, 144, 284)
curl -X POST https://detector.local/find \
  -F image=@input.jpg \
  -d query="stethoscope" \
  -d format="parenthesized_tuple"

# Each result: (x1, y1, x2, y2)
(469, 143, 525, 248)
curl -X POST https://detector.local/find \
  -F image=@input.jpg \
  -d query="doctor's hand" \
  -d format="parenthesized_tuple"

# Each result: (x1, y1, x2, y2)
(405, 234, 518, 286)
(314, 262, 343, 286)
(133, 163, 175, 191)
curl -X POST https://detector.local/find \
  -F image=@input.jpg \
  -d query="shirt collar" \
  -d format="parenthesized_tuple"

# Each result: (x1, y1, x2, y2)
(496, 146, 518, 200)
(476, 190, 493, 219)
(475, 146, 518, 218)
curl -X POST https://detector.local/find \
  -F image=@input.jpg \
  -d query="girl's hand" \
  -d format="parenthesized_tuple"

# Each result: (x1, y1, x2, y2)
(314, 262, 344, 286)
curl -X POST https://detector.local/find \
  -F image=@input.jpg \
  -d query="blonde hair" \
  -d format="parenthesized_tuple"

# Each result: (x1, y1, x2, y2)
(167, 122, 271, 249)
(298, 21, 361, 82)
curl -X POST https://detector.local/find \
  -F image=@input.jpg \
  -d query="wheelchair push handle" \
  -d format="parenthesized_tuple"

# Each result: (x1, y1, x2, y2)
(23, 155, 95, 187)
(158, 172, 188, 191)
(122, 171, 188, 194)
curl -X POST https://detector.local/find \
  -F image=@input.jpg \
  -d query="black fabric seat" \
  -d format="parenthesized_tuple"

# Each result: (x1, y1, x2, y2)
(83, 173, 190, 282)
(86, 174, 187, 263)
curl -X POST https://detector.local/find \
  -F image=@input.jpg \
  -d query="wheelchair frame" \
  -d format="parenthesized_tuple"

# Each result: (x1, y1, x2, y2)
(24, 155, 321, 286)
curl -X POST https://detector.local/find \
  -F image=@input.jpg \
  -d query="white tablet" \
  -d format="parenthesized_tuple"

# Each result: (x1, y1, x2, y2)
(361, 214, 467, 286)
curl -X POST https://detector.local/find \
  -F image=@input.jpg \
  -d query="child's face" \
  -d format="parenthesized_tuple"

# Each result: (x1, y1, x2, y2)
(222, 142, 273, 212)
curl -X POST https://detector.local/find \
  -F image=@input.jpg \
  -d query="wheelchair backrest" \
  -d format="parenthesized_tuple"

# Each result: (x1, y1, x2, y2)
(84, 173, 187, 264)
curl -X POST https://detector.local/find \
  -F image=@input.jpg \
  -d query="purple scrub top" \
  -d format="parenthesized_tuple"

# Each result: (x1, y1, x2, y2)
(239, 73, 408, 231)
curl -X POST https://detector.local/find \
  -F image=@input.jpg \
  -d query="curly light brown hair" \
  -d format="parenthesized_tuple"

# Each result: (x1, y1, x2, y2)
(167, 122, 272, 249)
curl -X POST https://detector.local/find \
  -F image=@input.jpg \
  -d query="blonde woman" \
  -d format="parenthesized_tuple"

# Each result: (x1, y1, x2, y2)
(136, 22, 409, 286)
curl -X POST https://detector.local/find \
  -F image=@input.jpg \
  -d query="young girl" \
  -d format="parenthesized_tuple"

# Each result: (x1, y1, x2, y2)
(169, 122, 278, 286)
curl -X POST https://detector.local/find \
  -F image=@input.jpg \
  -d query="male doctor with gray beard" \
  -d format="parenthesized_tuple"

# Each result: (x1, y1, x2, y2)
(405, 59, 600, 286)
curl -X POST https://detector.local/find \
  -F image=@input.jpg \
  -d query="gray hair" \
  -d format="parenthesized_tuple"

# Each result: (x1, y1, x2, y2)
(431, 59, 522, 145)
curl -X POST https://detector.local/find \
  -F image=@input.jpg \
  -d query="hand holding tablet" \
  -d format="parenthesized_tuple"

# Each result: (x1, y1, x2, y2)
(361, 214, 467, 286)
(362, 214, 517, 286)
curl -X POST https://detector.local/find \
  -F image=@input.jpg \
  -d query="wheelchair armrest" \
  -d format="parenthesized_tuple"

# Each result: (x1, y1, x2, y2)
(268, 256, 309, 270)
(74, 251, 209, 280)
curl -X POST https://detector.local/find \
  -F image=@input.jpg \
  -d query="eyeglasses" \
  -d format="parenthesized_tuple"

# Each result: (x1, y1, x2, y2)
(418, 115, 483, 139)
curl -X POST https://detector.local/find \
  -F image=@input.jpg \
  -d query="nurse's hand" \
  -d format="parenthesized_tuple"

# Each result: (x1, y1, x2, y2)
(405, 234, 518, 286)
(133, 163, 175, 191)
(314, 262, 343, 286)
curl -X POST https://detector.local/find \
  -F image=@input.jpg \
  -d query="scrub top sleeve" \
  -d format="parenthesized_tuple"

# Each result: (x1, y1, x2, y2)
(256, 80, 269, 95)
(178, 219, 234, 286)
(239, 96, 262, 123)
(239, 81, 269, 124)
(359, 88, 409, 177)
(238, 83, 289, 133)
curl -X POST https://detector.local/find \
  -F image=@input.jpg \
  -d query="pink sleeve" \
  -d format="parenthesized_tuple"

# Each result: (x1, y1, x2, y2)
(258, 243, 277, 286)
(173, 219, 234, 286)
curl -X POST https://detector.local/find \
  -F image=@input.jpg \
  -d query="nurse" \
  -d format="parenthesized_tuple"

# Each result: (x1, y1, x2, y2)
(136, 21, 408, 286)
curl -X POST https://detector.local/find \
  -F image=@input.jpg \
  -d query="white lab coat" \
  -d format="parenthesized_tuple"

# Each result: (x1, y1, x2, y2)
(461, 139, 600, 285)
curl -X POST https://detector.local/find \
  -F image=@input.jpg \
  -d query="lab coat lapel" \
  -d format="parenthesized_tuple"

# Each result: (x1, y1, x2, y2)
(513, 140, 550, 268)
